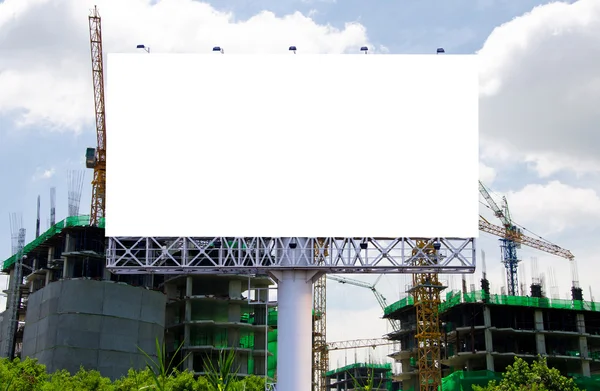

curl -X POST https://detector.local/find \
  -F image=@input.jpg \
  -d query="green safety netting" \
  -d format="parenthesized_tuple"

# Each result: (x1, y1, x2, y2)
(2, 215, 105, 271)
(437, 371, 600, 391)
(385, 289, 600, 316)
(572, 374, 600, 391)
(326, 362, 392, 377)
(384, 296, 414, 316)
(440, 370, 502, 391)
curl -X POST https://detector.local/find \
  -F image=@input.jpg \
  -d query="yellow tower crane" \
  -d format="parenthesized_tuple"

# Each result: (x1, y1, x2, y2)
(86, 5, 107, 226)
(410, 239, 446, 391)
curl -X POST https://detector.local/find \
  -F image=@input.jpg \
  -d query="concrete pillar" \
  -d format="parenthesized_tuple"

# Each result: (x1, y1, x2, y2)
(534, 310, 544, 331)
(184, 324, 190, 345)
(483, 306, 492, 327)
(486, 353, 495, 372)
(534, 309, 546, 355)
(45, 270, 51, 286)
(62, 258, 70, 278)
(186, 352, 193, 372)
(65, 233, 73, 253)
(535, 334, 546, 355)
(579, 336, 589, 359)
(576, 313, 586, 333)
(229, 279, 242, 298)
(582, 360, 591, 377)
(228, 304, 241, 322)
(482, 306, 495, 371)
(186, 276, 193, 296)
(185, 301, 192, 322)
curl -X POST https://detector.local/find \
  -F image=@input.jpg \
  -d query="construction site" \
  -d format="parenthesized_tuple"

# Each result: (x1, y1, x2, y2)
(0, 4, 596, 391)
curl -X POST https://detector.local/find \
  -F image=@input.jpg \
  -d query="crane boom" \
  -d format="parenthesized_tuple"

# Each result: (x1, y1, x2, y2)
(479, 181, 510, 226)
(327, 275, 400, 332)
(87, 6, 106, 227)
(479, 217, 574, 261)
(326, 338, 393, 351)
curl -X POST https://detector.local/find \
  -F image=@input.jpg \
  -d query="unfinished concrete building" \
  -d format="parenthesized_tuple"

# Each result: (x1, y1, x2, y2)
(0, 216, 166, 380)
(162, 274, 277, 378)
(384, 281, 600, 391)
(325, 362, 396, 390)
(0, 216, 279, 380)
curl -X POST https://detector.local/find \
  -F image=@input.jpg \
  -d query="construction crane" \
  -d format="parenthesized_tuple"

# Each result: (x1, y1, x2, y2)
(406, 47, 449, 391)
(313, 238, 328, 391)
(478, 181, 522, 295)
(86, 5, 107, 227)
(410, 239, 445, 391)
(326, 338, 394, 351)
(327, 274, 400, 332)
(479, 181, 575, 295)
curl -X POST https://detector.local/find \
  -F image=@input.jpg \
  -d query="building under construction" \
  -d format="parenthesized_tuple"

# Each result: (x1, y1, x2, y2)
(0, 215, 278, 380)
(384, 279, 600, 391)
(162, 273, 278, 377)
(325, 362, 396, 390)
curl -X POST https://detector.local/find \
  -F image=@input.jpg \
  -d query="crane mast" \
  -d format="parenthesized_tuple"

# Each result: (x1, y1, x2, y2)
(87, 5, 106, 226)
(479, 181, 527, 296)
(410, 240, 445, 391)
(313, 238, 328, 391)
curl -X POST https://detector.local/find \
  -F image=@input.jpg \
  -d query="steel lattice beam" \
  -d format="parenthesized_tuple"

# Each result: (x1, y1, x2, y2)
(106, 237, 476, 274)
(326, 338, 394, 351)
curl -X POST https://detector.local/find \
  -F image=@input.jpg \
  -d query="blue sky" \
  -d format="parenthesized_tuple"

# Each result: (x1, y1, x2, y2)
(1, 0, 599, 368)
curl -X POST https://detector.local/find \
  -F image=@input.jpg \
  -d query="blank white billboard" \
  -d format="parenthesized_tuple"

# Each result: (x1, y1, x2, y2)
(105, 53, 479, 237)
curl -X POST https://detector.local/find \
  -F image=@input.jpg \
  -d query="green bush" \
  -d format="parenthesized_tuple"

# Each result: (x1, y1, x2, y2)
(0, 356, 267, 391)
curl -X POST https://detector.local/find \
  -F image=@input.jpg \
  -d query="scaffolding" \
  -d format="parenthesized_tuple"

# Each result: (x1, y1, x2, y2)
(2, 215, 105, 271)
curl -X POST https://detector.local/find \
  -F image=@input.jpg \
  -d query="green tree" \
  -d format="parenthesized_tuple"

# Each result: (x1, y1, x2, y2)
(473, 357, 581, 391)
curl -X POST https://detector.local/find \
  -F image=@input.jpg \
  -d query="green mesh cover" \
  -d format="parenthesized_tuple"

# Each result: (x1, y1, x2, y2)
(384, 296, 414, 315)
(385, 289, 600, 316)
(441, 370, 502, 391)
(572, 374, 600, 391)
(2, 215, 105, 271)
(325, 362, 392, 377)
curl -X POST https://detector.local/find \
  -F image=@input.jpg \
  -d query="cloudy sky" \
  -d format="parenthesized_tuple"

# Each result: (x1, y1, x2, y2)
(1, 0, 599, 370)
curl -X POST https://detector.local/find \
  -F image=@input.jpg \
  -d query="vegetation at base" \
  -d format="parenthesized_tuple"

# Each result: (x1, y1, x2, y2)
(349, 367, 384, 391)
(0, 355, 267, 391)
(473, 356, 581, 391)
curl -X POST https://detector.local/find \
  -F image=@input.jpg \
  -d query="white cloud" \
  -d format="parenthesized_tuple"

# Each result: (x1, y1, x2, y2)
(31, 167, 56, 181)
(479, 161, 496, 185)
(505, 181, 600, 235)
(478, 0, 600, 176)
(0, 0, 372, 133)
